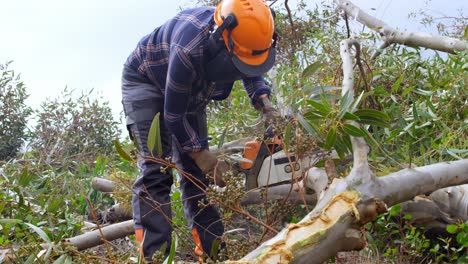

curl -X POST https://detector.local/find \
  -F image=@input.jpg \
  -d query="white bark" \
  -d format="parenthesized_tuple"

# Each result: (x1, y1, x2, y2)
(430, 184, 468, 221)
(334, 0, 468, 54)
(374, 159, 468, 206)
(91, 177, 116, 193)
(62, 220, 134, 250)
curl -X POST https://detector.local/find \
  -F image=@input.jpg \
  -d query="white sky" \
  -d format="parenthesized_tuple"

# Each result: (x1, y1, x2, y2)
(0, 0, 466, 126)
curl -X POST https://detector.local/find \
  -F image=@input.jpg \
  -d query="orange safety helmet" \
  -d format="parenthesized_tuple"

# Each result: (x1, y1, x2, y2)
(213, 0, 277, 76)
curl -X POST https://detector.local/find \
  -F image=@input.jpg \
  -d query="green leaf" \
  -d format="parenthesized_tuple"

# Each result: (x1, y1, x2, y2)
(334, 135, 348, 159)
(114, 139, 133, 161)
(389, 204, 402, 217)
(47, 197, 63, 213)
(350, 91, 364, 112)
(447, 224, 458, 234)
(445, 149, 463, 160)
(414, 88, 433, 96)
(412, 104, 419, 121)
(296, 114, 319, 139)
(456, 232, 468, 246)
(307, 100, 331, 115)
(284, 122, 292, 151)
(402, 85, 415, 96)
(339, 91, 354, 118)
(343, 124, 365, 137)
(148, 112, 163, 157)
(391, 74, 404, 93)
(303, 110, 324, 120)
(217, 125, 229, 150)
(342, 112, 360, 121)
(53, 255, 67, 264)
(165, 235, 178, 264)
(18, 165, 33, 186)
(25, 254, 36, 264)
(356, 117, 390, 128)
(0, 218, 22, 224)
(464, 25, 468, 39)
(302, 61, 325, 80)
(324, 127, 337, 150)
(23, 222, 52, 244)
(354, 109, 390, 121)
(305, 86, 341, 96)
(403, 214, 413, 220)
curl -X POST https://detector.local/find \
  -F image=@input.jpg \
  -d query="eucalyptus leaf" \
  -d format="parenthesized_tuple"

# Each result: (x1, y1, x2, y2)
(354, 109, 390, 121)
(114, 139, 133, 161)
(307, 100, 331, 115)
(391, 74, 404, 93)
(339, 91, 354, 118)
(217, 125, 229, 150)
(304, 85, 341, 96)
(296, 114, 319, 139)
(324, 127, 337, 150)
(148, 112, 163, 157)
(302, 61, 325, 80)
(342, 112, 360, 121)
(24, 222, 52, 244)
(343, 124, 366, 137)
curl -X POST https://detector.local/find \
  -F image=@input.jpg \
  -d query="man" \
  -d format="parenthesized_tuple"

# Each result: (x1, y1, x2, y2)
(121, 0, 278, 261)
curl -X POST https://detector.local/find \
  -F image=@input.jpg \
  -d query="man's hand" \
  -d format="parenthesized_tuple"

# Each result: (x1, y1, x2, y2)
(259, 96, 280, 124)
(190, 150, 228, 187)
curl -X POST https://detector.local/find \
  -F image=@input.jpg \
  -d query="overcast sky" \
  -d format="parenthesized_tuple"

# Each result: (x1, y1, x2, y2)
(0, 0, 466, 126)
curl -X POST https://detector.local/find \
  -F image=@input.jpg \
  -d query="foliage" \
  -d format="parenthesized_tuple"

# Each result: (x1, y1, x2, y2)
(0, 62, 32, 161)
(409, 0, 468, 38)
(366, 205, 467, 263)
(30, 88, 121, 168)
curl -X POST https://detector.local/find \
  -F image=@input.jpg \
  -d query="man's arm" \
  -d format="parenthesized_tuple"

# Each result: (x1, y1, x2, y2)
(242, 76, 279, 123)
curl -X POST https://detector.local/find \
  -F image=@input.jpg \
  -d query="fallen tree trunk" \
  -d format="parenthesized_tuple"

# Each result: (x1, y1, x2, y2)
(237, 160, 468, 263)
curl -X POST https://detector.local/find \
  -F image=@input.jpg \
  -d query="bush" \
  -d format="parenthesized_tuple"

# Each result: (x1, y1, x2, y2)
(0, 62, 32, 161)
(30, 88, 121, 167)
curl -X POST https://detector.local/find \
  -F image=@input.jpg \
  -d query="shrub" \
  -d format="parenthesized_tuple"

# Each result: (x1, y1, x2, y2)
(30, 88, 121, 167)
(0, 62, 32, 161)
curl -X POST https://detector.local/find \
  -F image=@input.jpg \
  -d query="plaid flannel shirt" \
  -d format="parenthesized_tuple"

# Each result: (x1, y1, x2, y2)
(124, 6, 271, 153)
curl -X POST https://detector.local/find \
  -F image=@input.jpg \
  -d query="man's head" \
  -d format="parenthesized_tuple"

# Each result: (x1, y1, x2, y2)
(214, 0, 276, 76)
(204, 0, 276, 82)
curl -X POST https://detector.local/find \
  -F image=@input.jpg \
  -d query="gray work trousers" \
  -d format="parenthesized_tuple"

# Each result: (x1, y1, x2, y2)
(121, 66, 224, 260)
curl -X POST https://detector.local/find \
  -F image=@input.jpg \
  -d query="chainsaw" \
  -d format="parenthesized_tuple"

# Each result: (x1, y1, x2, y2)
(232, 136, 324, 190)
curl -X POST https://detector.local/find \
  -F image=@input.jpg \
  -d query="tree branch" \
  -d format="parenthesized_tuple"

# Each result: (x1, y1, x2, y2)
(335, 0, 468, 55)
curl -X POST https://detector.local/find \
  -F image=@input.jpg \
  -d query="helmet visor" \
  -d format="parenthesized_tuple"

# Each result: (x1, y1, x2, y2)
(231, 47, 276, 77)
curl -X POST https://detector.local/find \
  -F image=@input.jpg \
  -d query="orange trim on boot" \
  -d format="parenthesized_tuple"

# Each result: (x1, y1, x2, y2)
(191, 228, 204, 262)
(135, 228, 144, 256)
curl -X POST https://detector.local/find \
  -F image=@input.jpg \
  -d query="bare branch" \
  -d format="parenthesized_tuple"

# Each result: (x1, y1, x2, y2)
(335, 0, 468, 55)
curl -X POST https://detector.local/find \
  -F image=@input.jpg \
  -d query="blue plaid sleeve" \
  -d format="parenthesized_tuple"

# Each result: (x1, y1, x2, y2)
(242, 76, 271, 105)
